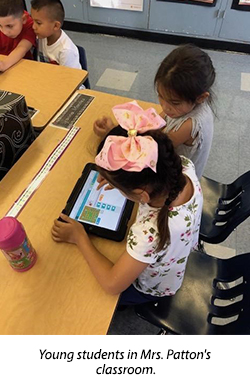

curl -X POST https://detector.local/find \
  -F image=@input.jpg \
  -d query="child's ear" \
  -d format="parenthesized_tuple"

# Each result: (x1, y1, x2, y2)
(196, 92, 210, 104)
(54, 21, 61, 31)
(133, 189, 150, 204)
(22, 12, 27, 25)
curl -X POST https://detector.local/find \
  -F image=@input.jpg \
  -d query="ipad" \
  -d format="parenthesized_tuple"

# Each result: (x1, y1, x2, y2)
(61, 163, 134, 241)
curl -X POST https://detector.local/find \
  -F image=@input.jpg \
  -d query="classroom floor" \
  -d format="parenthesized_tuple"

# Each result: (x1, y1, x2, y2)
(66, 30, 250, 334)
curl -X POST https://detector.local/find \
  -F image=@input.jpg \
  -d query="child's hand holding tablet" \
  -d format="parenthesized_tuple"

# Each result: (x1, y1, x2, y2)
(56, 163, 134, 242)
(52, 213, 87, 245)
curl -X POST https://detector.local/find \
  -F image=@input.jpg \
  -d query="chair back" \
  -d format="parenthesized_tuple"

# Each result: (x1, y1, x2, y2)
(136, 251, 250, 335)
(200, 171, 250, 243)
(77, 45, 90, 89)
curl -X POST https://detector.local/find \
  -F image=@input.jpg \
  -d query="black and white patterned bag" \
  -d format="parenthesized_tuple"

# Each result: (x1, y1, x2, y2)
(0, 90, 35, 180)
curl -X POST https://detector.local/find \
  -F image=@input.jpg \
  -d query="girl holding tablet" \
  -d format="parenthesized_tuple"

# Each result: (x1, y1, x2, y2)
(52, 101, 203, 305)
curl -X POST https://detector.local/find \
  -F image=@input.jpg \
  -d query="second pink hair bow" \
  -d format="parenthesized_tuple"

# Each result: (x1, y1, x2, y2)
(95, 100, 166, 172)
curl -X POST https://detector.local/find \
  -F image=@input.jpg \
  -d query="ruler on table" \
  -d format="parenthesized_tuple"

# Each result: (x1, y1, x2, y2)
(6, 126, 80, 218)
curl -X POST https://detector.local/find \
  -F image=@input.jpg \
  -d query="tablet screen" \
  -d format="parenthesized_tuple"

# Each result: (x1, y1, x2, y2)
(69, 169, 127, 231)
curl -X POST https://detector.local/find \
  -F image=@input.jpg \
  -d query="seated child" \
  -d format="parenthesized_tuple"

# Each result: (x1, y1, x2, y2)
(31, 0, 81, 69)
(0, 0, 36, 72)
(52, 102, 203, 305)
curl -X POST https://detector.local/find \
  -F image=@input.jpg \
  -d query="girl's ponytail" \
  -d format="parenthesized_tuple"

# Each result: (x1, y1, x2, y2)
(151, 134, 186, 252)
(157, 204, 170, 252)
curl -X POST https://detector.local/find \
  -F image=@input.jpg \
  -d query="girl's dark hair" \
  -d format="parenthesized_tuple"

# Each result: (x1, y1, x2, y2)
(154, 44, 216, 105)
(96, 126, 186, 252)
(0, 0, 24, 17)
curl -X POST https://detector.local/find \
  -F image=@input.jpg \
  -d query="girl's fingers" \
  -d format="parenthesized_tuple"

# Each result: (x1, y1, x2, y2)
(52, 228, 60, 236)
(104, 184, 114, 191)
(97, 179, 107, 190)
(59, 213, 71, 222)
(53, 220, 61, 229)
(53, 219, 59, 227)
(97, 174, 103, 183)
(52, 235, 62, 242)
(52, 222, 66, 235)
(52, 221, 64, 232)
(51, 229, 60, 239)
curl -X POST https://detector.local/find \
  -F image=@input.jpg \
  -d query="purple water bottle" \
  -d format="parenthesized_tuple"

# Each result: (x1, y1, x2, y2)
(0, 217, 37, 272)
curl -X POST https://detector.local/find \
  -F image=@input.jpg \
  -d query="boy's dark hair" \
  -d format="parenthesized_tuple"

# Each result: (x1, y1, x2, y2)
(0, 0, 24, 18)
(31, 0, 65, 24)
(155, 44, 216, 105)
(96, 126, 186, 252)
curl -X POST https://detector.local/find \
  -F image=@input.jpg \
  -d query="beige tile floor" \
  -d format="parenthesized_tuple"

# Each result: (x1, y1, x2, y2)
(241, 72, 250, 92)
(204, 243, 236, 258)
(96, 68, 138, 91)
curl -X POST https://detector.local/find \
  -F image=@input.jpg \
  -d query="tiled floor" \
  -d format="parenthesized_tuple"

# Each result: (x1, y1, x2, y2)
(241, 73, 250, 92)
(66, 30, 250, 334)
(203, 243, 236, 258)
(96, 68, 138, 91)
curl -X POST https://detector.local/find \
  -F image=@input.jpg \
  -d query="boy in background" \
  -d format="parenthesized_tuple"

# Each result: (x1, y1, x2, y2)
(31, 0, 81, 69)
(0, 0, 36, 72)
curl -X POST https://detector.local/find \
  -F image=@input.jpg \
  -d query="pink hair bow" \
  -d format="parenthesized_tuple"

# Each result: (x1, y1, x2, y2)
(95, 101, 166, 172)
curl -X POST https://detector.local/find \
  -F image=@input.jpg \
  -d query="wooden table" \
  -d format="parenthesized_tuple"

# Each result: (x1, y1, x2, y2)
(0, 90, 162, 335)
(0, 55, 87, 130)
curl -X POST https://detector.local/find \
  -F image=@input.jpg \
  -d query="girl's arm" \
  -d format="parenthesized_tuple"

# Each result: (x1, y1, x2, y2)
(52, 214, 148, 295)
(0, 39, 32, 72)
(167, 118, 194, 148)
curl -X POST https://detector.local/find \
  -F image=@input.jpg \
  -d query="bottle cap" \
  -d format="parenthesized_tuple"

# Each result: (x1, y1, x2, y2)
(0, 217, 25, 251)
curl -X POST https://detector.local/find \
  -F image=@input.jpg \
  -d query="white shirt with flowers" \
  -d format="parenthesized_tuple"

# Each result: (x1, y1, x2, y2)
(126, 156, 203, 297)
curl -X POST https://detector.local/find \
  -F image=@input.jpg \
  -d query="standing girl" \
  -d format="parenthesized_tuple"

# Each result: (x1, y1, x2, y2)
(94, 44, 216, 179)
(155, 44, 216, 179)
(53, 102, 203, 305)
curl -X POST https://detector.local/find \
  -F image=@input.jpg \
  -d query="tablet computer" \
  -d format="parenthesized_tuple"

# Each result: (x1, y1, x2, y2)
(61, 163, 134, 241)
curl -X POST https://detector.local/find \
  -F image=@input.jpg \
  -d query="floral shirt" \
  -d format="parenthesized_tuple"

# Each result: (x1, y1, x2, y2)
(126, 157, 203, 297)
